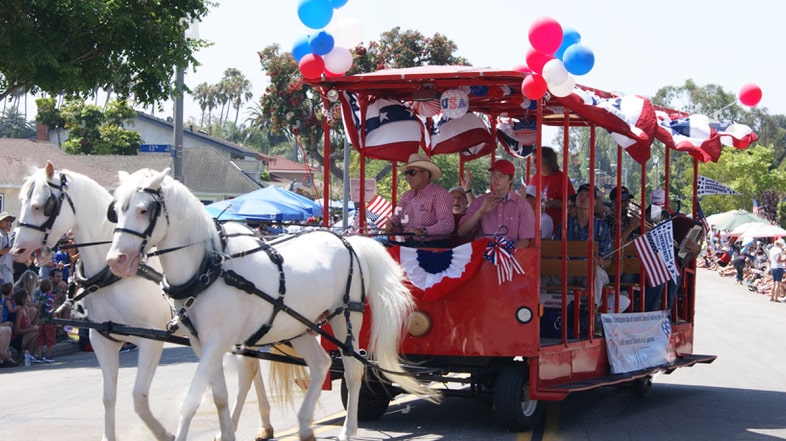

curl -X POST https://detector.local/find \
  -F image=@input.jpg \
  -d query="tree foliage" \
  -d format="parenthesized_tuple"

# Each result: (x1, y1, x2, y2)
(40, 99, 141, 155)
(0, 0, 212, 105)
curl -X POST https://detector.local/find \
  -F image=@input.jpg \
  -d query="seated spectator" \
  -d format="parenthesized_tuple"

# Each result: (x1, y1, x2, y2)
(458, 160, 535, 248)
(14, 269, 40, 325)
(529, 146, 575, 225)
(35, 279, 57, 363)
(523, 184, 553, 239)
(553, 183, 622, 311)
(0, 324, 14, 367)
(385, 153, 454, 247)
(11, 288, 40, 362)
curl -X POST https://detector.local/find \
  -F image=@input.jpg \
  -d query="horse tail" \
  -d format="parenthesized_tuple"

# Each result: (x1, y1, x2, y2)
(345, 236, 439, 402)
(268, 344, 308, 407)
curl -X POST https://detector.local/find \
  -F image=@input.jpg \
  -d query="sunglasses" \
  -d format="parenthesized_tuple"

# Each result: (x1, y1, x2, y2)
(403, 169, 423, 176)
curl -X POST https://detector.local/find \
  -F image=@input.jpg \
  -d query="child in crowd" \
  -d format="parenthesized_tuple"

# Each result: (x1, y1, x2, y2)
(2, 282, 20, 326)
(11, 288, 40, 362)
(35, 279, 56, 363)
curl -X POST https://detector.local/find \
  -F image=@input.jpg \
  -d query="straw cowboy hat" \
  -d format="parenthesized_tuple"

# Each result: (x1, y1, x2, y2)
(0, 212, 15, 223)
(398, 153, 442, 180)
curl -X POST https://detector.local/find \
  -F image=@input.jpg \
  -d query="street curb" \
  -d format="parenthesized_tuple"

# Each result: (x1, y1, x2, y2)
(52, 339, 80, 358)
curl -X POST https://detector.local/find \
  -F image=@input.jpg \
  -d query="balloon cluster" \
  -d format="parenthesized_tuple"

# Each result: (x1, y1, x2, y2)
(520, 17, 595, 100)
(294, 0, 364, 79)
(738, 83, 762, 107)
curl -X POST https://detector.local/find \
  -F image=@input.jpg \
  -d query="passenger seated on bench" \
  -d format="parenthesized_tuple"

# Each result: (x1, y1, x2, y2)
(553, 184, 623, 310)
(458, 160, 535, 248)
(385, 153, 454, 248)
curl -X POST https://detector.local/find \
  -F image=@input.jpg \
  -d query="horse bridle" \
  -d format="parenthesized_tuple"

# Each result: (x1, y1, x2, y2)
(17, 173, 76, 250)
(107, 187, 170, 258)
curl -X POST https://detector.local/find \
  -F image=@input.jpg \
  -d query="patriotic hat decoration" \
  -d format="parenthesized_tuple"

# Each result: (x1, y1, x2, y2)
(294, 0, 363, 79)
(520, 17, 595, 100)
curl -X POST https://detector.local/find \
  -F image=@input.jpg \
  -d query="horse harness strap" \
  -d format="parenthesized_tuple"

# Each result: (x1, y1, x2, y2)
(223, 232, 366, 358)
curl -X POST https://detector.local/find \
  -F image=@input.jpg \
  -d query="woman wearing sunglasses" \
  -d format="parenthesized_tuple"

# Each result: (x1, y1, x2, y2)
(385, 153, 454, 247)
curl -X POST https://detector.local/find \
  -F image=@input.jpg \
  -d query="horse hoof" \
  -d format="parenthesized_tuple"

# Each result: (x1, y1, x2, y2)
(255, 428, 273, 441)
(300, 434, 315, 441)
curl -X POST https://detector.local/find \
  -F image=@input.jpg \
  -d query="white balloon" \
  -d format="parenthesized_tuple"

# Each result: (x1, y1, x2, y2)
(541, 59, 568, 87)
(323, 46, 353, 75)
(549, 75, 576, 97)
(330, 16, 364, 48)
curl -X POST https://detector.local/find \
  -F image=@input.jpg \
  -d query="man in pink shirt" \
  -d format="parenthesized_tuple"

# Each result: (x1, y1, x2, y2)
(386, 153, 454, 247)
(458, 159, 535, 248)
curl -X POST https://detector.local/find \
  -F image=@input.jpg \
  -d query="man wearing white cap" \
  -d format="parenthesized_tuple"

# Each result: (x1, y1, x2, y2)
(386, 153, 454, 247)
(0, 212, 15, 284)
(523, 184, 553, 239)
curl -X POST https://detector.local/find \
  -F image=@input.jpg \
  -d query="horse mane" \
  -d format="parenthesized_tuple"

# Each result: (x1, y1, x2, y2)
(116, 169, 218, 252)
(21, 166, 113, 230)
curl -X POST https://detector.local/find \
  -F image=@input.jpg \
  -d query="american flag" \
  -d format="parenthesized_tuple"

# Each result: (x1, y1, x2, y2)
(366, 194, 393, 229)
(696, 199, 711, 236)
(633, 220, 675, 288)
(339, 91, 423, 162)
(752, 199, 760, 215)
(558, 90, 655, 164)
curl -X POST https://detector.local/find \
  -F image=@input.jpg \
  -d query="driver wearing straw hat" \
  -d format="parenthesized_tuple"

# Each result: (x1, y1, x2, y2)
(385, 153, 454, 247)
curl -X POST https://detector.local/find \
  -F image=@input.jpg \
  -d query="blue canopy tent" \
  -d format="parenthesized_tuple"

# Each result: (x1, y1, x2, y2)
(203, 185, 321, 221)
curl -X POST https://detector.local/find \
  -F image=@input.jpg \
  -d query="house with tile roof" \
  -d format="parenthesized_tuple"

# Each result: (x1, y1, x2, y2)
(0, 138, 262, 216)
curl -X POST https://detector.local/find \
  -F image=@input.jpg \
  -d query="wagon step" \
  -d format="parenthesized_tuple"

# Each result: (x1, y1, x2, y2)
(539, 353, 717, 393)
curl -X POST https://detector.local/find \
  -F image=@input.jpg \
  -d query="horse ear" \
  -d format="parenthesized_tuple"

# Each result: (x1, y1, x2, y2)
(45, 161, 55, 179)
(149, 168, 169, 189)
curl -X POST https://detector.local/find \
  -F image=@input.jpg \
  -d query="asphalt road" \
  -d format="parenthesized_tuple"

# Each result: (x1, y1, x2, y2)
(2, 268, 786, 440)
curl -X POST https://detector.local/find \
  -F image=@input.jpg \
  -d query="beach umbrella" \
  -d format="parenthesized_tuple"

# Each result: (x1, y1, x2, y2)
(706, 209, 768, 231)
(731, 222, 786, 239)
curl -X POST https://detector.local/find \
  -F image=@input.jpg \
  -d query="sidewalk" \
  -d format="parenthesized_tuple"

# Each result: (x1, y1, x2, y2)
(51, 338, 80, 358)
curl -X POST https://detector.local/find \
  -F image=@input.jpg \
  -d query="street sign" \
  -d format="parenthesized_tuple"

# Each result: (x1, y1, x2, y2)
(139, 144, 172, 153)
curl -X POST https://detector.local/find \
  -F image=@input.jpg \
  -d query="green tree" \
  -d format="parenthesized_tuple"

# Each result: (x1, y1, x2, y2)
(0, 108, 35, 138)
(52, 99, 141, 155)
(0, 0, 211, 105)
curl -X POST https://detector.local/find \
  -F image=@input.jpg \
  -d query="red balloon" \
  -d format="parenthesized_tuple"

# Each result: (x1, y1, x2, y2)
(299, 54, 325, 79)
(521, 74, 548, 100)
(525, 48, 553, 74)
(528, 16, 563, 54)
(739, 83, 762, 107)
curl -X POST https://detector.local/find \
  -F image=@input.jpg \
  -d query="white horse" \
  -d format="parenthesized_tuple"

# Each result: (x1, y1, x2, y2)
(11, 162, 281, 441)
(105, 167, 436, 441)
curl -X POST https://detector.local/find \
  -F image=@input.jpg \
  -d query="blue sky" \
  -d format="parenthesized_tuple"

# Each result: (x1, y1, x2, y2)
(182, 0, 783, 122)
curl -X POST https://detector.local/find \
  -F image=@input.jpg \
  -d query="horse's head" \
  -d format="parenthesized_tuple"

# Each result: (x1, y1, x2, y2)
(12, 161, 76, 265)
(106, 168, 171, 278)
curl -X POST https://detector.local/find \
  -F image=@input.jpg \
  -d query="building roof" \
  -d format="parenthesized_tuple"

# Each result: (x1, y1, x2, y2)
(0, 139, 262, 195)
(134, 112, 262, 159)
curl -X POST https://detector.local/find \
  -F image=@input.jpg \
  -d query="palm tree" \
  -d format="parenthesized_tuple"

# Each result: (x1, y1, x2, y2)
(191, 82, 211, 126)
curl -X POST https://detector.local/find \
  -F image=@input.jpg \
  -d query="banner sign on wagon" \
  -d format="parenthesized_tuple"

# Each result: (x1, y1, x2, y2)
(697, 175, 740, 196)
(601, 311, 674, 374)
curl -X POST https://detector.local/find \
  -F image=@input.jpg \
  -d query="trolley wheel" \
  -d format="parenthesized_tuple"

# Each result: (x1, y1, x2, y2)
(493, 365, 545, 432)
(633, 375, 653, 397)
(340, 376, 391, 421)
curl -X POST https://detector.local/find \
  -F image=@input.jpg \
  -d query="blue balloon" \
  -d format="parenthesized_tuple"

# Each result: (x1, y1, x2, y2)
(555, 27, 581, 60)
(330, 0, 349, 7)
(563, 43, 594, 75)
(297, 0, 333, 29)
(292, 35, 312, 62)
(308, 31, 335, 56)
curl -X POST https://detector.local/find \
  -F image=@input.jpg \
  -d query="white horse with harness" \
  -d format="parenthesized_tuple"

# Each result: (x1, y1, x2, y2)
(105, 168, 436, 441)
(11, 162, 283, 441)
